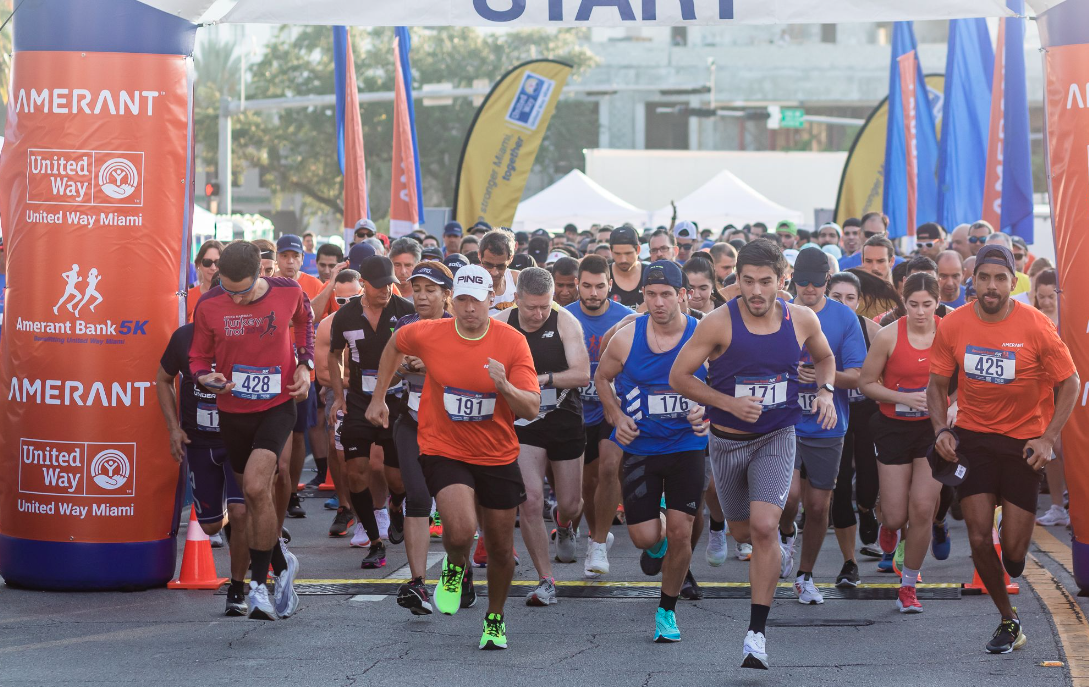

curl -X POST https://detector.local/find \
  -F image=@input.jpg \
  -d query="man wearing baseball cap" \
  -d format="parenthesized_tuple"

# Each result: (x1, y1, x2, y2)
(365, 262, 539, 650)
(775, 221, 798, 250)
(443, 222, 463, 257)
(609, 226, 646, 308)
(673, 220, 698, 262)
(928, 243, 1079, 654)
(353, 218, 377, 245)
(915, 223, 945, 262)
(816, 223, 841, 248)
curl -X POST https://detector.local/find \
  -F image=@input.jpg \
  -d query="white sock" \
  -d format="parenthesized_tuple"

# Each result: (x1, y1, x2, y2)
(902, 567, 920, 588)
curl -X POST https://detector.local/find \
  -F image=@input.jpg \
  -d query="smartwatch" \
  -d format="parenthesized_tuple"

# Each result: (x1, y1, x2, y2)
(820, 383, 835, 394)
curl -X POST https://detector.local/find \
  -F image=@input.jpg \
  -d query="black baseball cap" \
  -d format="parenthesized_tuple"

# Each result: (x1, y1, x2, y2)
(610, 226, 640, 248)
(514, 231, 530, 244)
(421, 246, 443, 261)
(974, 244, 1017, 276)
(443, 221, 463, 237)
(916, 222, 944, 241)
(793, 246, 831, 286)
(927, 440, 970, 487)
(510, 253, 535, 271)
(442, 253, 469, 276)
(409, 263, 453, 290)
(531, 228, 550, 238)
(347, 242, 376, 272)
(358, 255, 399, 287)
(642, 260, 686, 290)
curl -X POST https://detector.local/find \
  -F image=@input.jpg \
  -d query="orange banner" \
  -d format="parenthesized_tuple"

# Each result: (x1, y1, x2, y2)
(0, 52, 190, 545)
(1045, 43, 1089, 546)
(982, 18, 1006, 228)
(897, 50, 919, 245)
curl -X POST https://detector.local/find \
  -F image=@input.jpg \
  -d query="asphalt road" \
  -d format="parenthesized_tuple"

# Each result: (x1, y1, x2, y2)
(0, 483, 1082, 687)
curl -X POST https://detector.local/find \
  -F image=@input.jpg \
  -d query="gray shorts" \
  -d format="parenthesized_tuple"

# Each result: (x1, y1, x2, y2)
(709, 425, 796, 522)
(794, 435, 846, 491)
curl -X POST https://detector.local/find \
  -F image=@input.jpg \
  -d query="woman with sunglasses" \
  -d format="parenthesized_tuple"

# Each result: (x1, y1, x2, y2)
(186, 239, 224, 322)
(391, 261, 455, 616)
(857, 272, 944, 614)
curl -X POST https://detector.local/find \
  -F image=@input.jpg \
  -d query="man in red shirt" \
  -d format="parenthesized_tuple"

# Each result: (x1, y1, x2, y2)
(190, 241, 314, 621)
(366, 264, 540, 650)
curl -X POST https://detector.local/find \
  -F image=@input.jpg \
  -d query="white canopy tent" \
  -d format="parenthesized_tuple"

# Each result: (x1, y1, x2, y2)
(512, 170, 647, 232)
(648, 168, 803, 230)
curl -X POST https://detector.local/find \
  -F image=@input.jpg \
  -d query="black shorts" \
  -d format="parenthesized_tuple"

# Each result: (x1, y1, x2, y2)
(293, 383, 318, 433)
(583, 420, 614, 464)
(515, 410, 586, 461)
(219, 400, 297, 474)
(341, 393, 400, 467)
(956, 428, 1042, 514)
(621, 449, 705, 525)
(419, 454, 527, 511)
(871, 413, 935, 466)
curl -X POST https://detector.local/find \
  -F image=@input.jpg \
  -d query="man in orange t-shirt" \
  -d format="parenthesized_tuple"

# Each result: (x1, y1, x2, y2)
(928, 244, 1079, 655)
(366, 264, 539, 651)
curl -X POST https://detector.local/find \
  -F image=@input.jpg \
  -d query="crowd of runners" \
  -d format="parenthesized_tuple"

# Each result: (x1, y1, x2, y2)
(168, 213, 1078, 666)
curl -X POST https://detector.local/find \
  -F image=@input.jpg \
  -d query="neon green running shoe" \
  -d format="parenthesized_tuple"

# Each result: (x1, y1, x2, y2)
(480, 612, 508, 650)
(434, 555, 464, 615)
(892, 540, 905, 577)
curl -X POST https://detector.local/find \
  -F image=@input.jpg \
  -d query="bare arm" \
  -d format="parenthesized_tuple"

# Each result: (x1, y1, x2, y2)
(489, 359, 541, 421)
(1025, 372, 1081, 469)
(155, 366, 187, 463)
(594, 323, 642, 445)
(857, 326, 904, 406)
(927, 373, 956, 462)
(551, 309, 591, 389)
(600, 313, 638, 354)
(794, 305, 837, 430)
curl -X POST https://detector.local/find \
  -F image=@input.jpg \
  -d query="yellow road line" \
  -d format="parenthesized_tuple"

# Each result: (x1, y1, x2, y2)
(291, 578, 959, 588)
(1023, 554, 1089, 685)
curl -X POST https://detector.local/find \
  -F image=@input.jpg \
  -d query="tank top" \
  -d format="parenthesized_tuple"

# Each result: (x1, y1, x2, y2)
(848, 313, 872, 404)
(879, 316, 938, 421)
(508, 307, 581, 424)
(609, 263, 644, 308)
(707, 298, 801, 433)
(611, 314, 707, 455)
(489, 269, 518, 315)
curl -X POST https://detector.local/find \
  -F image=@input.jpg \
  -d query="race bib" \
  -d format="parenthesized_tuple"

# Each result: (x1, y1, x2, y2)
(848, 387, 866, 404)
(407, 379, 424, 413)
(231, 365, 282, 401)
(895, 386, 929, 418)
(736, 374, 788, 409)
(539, 386, 558, 413)
(196, 402, 220, 432)
(648, 388, 690, 419)
(581, 362, 600, 402)
(964, 345, 1016, 385)
(444, 387, 497, 422)
(798, 391, 816, 414)
(360, 369, 379, 394)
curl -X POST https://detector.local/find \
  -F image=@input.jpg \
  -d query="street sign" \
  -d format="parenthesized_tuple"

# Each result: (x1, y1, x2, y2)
(780, 107, 806, 128)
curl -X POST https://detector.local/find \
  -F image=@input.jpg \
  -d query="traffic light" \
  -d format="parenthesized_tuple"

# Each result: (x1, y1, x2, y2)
(205, 181, 220, 197)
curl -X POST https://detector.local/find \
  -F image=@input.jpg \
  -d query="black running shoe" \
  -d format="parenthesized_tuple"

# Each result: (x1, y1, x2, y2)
(858, 508, 878, 546)
(281, 526, 291, 543)
(836, 560, 860, 588)
(225, 585, 248, 617)
(986, 618, 1027, 654)
(328, 506, 355, 537)
(679, 569, 703, 600)
(287, 492, 306, 519)
(360, 541, 387, 569)
(304, 474, 324, 490)
(388, 507, 405, 545)
(461, 565, 478, 609)
(640, 539, 667, 576)
(397, 577, 434, 616)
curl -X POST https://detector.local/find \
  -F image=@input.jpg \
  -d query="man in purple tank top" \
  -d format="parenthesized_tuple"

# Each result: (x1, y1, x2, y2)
(670, 239, 837, 671)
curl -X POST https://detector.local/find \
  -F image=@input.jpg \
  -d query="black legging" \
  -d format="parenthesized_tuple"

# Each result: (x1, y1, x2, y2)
(832, 399, 880, 530)
(392, 415, 432, 519)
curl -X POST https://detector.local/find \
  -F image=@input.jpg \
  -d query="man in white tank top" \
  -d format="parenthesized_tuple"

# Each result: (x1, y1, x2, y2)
(479, 229, 521, 316)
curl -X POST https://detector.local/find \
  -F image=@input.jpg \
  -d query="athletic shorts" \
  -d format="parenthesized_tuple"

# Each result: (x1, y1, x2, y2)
(871, 414, 934, 466)
(709, 425, 795, 522)
(955, 428, 1042, 514)
(419, 454, 527, 511)
(621, 450, 705, 525)
(583, 419, 614, 464)
(515, 410, 586, 461)
(219, 399, 297, 474)
(293, 383, 318, 433)
(186, 444, 244, 523)
(794, 435, 845, 491)
(341, 393, 399, 467)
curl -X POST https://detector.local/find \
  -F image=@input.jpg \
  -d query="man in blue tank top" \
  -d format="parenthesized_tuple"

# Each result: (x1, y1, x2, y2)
(595, 260, 708, 645)
(669, 239, 837, 671)
(566, 255, 634, 580)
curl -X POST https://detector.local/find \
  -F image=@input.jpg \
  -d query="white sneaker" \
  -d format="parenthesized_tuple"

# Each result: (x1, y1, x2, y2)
(1036, 505, 1070, 527)
(209, 531, 224, 549)
(586, 540, 610, 576)
(794, 575, 825, 605)
(742, 630, 768, 669)
(705, 530, 728, 567)
(247, 581, 276, 620)
(779, 528, 796, 579)
(735, 542, 753, 561)
(553, 525, 577, 563)
(350, 522, 371, 548)
(375, 508, 390, 539)
(273, 540, 300, 618)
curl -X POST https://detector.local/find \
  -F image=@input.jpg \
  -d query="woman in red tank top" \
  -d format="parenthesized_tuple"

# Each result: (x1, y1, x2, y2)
(857, 273, 943, 614)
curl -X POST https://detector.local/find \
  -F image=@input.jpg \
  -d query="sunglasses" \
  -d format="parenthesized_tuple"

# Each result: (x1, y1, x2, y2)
(793, 277, 828, 288)
(480, 259, 509, 271)
(863, 231, 879, 239)
(1013, 253, 1025, 261)
(221, 272, 260, 296)
(918, 242, 937, 249)
(201, 258, 218, 268)
(335, 295, 359, 306)
(968, 236, 987, 244)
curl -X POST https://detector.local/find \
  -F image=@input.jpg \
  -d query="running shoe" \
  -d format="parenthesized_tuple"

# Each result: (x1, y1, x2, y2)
(526, 577, 558, 606)
(360, 541, 387, 569)
(794, 575, 825, 604)
(209, 531, 224, 549)
(931, 519, 951, 560)
(273, 541, 300, 618)
(553, 525, 577, 563)
(878, 524, 899, 554)
(585, 533, 614, 578)
(986, 618, 1027, 654)
(350, 522, 371, 548)
(324, 495, 339, 511)
(742, 630, 769, 669)
(429, 521, 444, 538)
(1036, 505, 1071, 527)
(434, 556, 464, 615)
(614, 505, 626, 526)
(877, 552, 894, 573)
(892, 541, 905, 577)
(736, 542, 753, 562)
(397, 577, 434, 616)
(304, 473, 324, 490)
(225, 585, 248, 617)
(836, 560, 860, 588)
(779, 527, 796, 579)
(472, 534, 488, 568)
(461, 565, 477, 609)
(286, 492, 306, 519)
(896, 585, 923, 613)
(247, 581, 276, 621)
(329, 506, 355, 537)
(375, 508, 390, 539)
(858, 507, 878, 546)
(859, 544, 883, 559)
(679, 569, 703, 600)
(640, 538, 668, 576)
(387, 507, 405, 545)
(479, 612, 508, 650)
(280, 526, 291, 543)
(653, 607, 681, 643)
(705, 530, 728, 567)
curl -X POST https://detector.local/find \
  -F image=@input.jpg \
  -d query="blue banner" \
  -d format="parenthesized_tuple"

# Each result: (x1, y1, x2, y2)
(1001, 0, 1034, 242)
(333, 26, 348, 175)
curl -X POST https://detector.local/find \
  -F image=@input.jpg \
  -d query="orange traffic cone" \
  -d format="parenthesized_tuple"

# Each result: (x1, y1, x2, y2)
(962, 512, 1019, 595)
(168, 509, 229, 590)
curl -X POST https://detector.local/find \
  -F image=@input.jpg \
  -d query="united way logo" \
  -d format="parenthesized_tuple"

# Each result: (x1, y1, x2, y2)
(98, 158, 139, 199)
(91, 449, 130, 490)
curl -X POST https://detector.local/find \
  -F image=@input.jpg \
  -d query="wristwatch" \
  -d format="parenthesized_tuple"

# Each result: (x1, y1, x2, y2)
(301, 358, 315, 371)
(820, 383, 835, 394)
